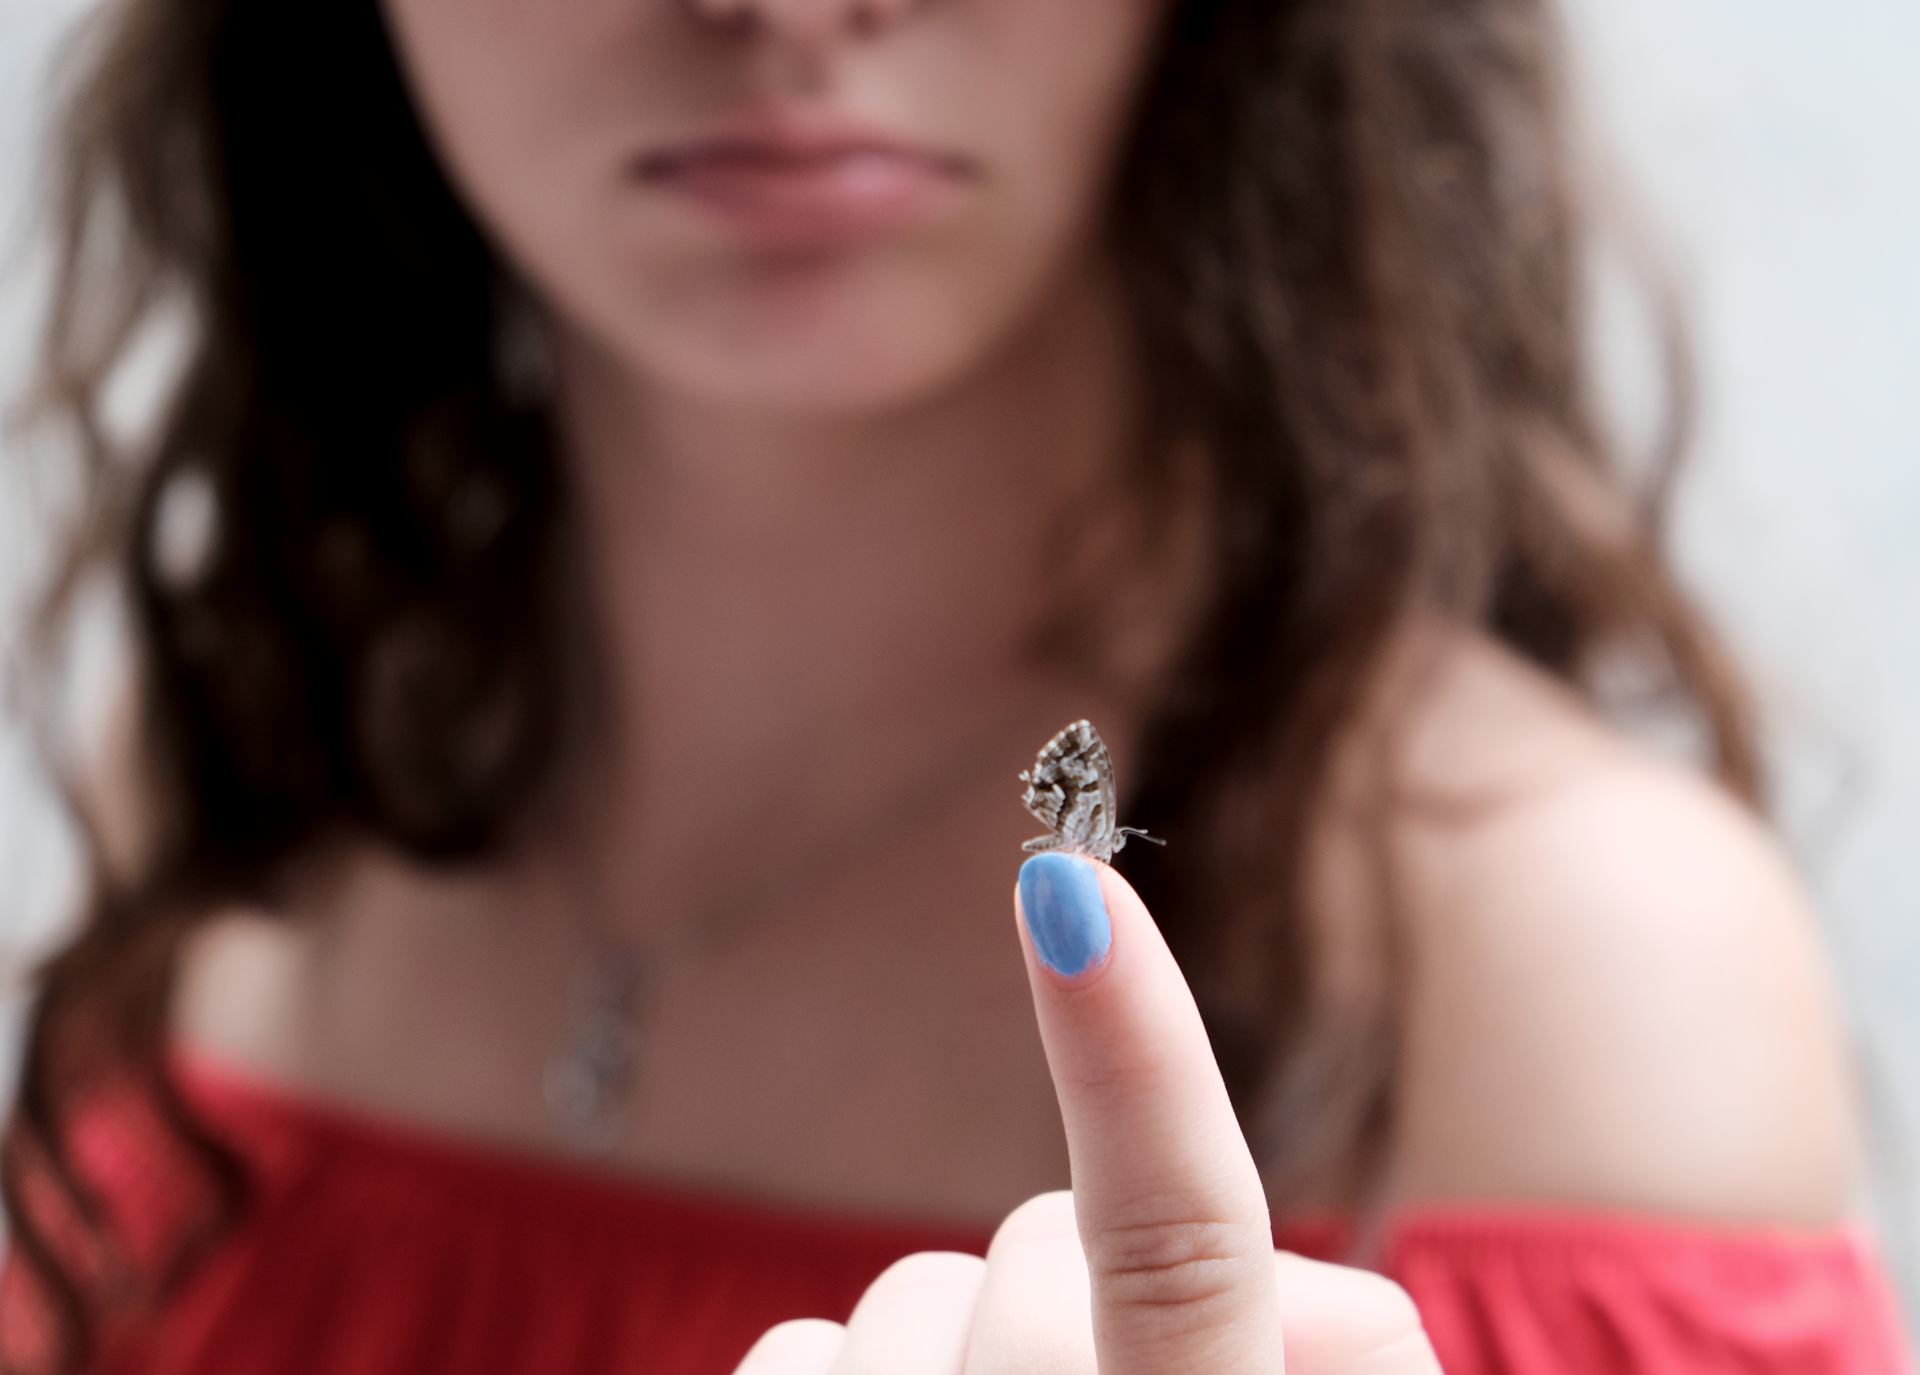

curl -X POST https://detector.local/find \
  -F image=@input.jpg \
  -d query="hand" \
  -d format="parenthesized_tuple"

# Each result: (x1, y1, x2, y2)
(730, 853, 1438, 1374)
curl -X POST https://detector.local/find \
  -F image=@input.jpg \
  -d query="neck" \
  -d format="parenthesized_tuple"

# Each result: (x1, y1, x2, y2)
(536, 248, 1179, 941)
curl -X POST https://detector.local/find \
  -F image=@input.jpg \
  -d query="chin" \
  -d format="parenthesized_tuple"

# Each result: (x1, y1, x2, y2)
(601, 249, 1036, 418)
(662, 351, 971, 417)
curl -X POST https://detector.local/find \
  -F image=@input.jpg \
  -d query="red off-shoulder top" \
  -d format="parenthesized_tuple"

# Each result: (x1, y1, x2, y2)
(1, 1050, 1910, 1373)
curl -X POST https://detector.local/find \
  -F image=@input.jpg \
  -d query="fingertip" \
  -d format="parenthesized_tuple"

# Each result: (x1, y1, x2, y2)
(1017, 852, 1113, 984)
(1093, 856, 1142, 910)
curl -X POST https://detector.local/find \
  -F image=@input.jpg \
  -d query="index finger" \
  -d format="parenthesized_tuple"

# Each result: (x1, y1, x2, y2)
(1014, 852, 1285, 1375)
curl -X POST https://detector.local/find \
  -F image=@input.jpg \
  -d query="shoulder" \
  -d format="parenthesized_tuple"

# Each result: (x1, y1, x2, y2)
(1328, 626, 1865, 1227)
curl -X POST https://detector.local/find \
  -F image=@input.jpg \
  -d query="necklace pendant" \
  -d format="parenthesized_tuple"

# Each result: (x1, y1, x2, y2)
(544, 945, 650, 1155)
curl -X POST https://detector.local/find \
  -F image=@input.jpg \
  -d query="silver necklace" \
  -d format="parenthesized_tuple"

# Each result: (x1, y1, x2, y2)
(539, 700, 1080, 1155)
(542, 928, 652, 1157)
(540, 845, 830, 1157)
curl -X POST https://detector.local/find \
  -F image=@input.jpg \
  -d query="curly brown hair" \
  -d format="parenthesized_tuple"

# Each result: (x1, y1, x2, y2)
(1, 0, 1764, 1369)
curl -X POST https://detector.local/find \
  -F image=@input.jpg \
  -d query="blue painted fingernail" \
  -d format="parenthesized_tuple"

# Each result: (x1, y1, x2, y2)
(1019, 853, 1111, 978)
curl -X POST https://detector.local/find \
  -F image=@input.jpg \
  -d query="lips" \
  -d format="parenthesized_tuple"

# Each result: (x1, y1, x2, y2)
(634, 110, 975, 250)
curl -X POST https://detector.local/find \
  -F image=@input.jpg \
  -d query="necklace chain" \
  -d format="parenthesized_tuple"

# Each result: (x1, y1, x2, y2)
(539, 697, 1084, 1154)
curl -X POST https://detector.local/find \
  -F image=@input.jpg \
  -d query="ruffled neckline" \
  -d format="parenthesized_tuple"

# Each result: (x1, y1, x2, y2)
(161, 1044, 1888, 1268)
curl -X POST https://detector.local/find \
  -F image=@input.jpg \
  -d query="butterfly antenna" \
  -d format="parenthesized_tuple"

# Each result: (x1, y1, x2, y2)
(1118, 827, 1168, 847)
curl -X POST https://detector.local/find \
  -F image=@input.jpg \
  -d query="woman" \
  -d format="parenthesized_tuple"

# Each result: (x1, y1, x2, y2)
(0, 0, 1907, 1371)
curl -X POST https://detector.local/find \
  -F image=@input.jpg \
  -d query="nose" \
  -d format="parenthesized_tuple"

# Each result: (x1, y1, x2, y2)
(678, 0, 926, 42)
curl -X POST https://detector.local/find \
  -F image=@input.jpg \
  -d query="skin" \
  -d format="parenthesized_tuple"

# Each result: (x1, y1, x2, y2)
(727, 860, 1437, 1374)
(163, 0, 1867, 1367)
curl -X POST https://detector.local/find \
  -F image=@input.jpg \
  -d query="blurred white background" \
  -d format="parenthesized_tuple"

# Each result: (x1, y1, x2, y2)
(1, 0, 1915, 1314)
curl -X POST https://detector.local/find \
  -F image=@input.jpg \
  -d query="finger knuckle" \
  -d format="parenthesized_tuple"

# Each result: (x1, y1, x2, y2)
(1354, 1274, 1424, 1334)
(863, 1249, 987, 1304)
(1352, 1325, 1440, 1374)
(989, 1189, 1078, 1259)
(1330, 1273, 1431, 1370)
(966, 1326, 1095, 1375)
(1086, 1214, 1261, 1315)
(734, 1317, 844, 1371)
(1057, 1043, 1175, 1098)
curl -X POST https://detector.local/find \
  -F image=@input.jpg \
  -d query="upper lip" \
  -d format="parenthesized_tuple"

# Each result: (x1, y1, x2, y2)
(636, 107, 974, 176)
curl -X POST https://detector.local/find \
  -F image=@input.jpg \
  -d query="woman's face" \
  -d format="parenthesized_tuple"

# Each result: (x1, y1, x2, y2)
(377, 0, 1173, 415)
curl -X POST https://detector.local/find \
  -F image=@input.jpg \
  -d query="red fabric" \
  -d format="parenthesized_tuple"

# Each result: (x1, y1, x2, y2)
(2, 1050, 1911, 1374)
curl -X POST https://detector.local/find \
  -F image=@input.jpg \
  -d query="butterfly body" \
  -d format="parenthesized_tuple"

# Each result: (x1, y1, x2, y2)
(1018, 718, 1166, 863)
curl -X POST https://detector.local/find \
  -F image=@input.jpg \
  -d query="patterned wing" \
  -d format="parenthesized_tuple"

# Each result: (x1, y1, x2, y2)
(1018, 718, 1122, 861)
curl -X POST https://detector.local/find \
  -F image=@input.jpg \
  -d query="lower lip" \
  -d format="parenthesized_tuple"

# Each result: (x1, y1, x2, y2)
(639, 150, 968, 251)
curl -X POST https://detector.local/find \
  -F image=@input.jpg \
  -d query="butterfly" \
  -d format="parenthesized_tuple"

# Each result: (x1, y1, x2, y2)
(1018, 718, 1167, 863)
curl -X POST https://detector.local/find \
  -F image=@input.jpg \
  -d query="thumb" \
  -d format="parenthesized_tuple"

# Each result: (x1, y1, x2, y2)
(1015, 852, 1286, 1375)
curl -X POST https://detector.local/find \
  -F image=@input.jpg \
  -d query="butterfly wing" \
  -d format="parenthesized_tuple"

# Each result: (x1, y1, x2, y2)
(1019, 719, 1160, 862)
(1020, 725, 1072, 851)
(1017, 720, 1110, 861)
(1077, 723, 1123, 862)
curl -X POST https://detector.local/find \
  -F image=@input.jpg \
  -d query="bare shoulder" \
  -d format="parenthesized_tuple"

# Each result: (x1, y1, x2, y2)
(1344, 627, 1864, 1226)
